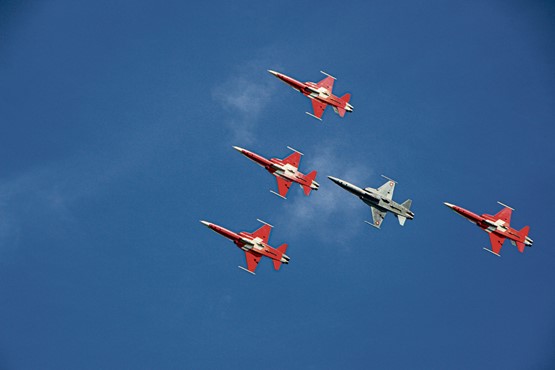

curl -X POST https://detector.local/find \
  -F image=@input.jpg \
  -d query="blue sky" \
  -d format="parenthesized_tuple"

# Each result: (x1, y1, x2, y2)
(1, 1, 554, 369)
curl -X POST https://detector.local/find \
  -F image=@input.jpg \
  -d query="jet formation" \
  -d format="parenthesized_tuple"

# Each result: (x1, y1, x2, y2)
(233, 146, 319, 199)
(200, 219, 289, 275)
(201, 68, 534, 275)
(328, 175, 414, 228)
(444, 201, 533, 256)
(268, 70, 353, 120)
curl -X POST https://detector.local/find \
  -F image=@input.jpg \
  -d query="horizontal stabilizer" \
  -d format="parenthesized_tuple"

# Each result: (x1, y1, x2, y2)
(273, 243, 288, 271)
(302, 170, 318, 196)
(277, 243, 288, 254)
(517, 226, 530, 252)
(340, 93, 351, 103)
(401, 199, 412, 211)
(519, 225, 530, 238)
(397, 215, 407, 226)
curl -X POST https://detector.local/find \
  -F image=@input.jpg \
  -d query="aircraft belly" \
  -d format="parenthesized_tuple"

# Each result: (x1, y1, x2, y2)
(361, 197, 379, 208)
(369, 203, 388, 214)
(377, 201, 396, 214)
(275, 171, 295, 183)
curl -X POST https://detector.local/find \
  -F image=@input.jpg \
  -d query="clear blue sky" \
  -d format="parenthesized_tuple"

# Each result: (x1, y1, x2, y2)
(1, 1, 554, 369)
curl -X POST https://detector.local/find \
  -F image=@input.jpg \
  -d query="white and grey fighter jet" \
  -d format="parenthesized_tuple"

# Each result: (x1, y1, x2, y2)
(328, 175, 414, 229)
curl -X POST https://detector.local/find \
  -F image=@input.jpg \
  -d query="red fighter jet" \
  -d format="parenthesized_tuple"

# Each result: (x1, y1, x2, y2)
(268, 70, 353, 120)
(233, 146, 319, 199)
(444, 201, 533, 256)
(200, 219, 289, 275)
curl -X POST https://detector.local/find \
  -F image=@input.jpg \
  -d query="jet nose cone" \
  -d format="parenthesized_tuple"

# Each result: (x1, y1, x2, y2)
(443, 202, 455, 209)
(327, 176, 341, 185)
(232, 146, 244, 153)
(267, 69, 279, 77)
(200, 220, 211, 227)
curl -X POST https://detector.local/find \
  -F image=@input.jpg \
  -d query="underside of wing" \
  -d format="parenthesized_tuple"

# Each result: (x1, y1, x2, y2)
(282, 151, 301, 168)
(316, 75, 335, 93)
(251, 224, 272, 244)
(371, 207, 387, 228)
(377, 180, 395, 200)
(276, 177, 292, 198)
(245, 251, 262, 273)
(311, 100, 327, 119)
(488, 233, 506, 255)
(494, 207, 512, 225)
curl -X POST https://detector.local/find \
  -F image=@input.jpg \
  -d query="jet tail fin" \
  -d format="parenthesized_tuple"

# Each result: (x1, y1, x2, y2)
(397, 215, 407, 226)
(273, 244, 288, 271)
(517, 226, 530, 252)
(302, 170, 318, 196)
(401, 199, 412, 210)
(277, 243, 288, 254)
(340, 93, 351, 103)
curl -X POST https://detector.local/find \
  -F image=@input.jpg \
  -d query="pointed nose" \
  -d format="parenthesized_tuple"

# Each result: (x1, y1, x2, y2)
(232, 146, 244, 153)
(267, 69, 279, 77)
(327, 176, 341, 185)
(200, 220, 211, 227)
(443, 202, 455, 209)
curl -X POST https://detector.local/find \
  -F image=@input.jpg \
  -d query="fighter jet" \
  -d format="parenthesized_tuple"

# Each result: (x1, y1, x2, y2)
(443, 201, 533, 256)
(233, 146, 319, 199)
(328, 175, 414, 228)
(200, 219, 289, 275)
(268, 70, 353, 120)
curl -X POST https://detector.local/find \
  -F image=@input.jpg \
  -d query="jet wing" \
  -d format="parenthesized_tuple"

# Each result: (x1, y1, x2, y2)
(275, 177, 292, 198)
(251, 224, 272, 244)
(493, 207, 512, 225)
(377, 180, 396, 200)
(281, 151, 301, 168)
(371, 207, 387, 228)
(488, 233, 506, 255)
(316, 76, 335, 93)
(311, 100, 327, 119)
(245, 251, 262, 273)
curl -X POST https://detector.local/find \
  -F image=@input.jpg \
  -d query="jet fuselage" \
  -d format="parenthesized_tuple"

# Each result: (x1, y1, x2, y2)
(200, 221, 290, 264)
(443, 203, 532, 247)
(328, 177, 414, 220)
(233, 146, 319, 191)
(268, 70, 353, 113)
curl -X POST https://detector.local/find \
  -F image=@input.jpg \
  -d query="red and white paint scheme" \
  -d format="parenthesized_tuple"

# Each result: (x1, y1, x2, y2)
(444, 201, 533, 256)
(233, 146, 319, 199)
(268, 70, 353, 120)
(200, 219, 289, 275)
